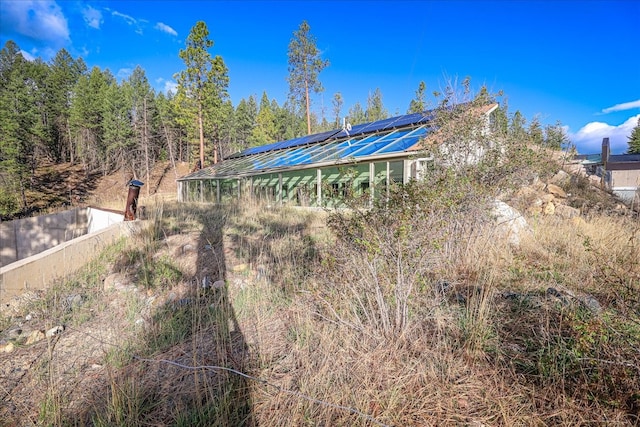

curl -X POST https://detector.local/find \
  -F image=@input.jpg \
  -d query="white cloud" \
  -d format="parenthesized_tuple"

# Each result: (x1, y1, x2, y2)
(20, 49, 35, 61)
(82, 5, 103, 29)
(156, 78, 178, 95)
(112, 10, 137, 26)
(111, 10, 145, 35)
(155, 22, 177, 36)
(1, 0, 69, 45)
(117, 68, 132, 80)
(164, 81, 178, 95)
(164, 80, 178, 95)
(570, 114, 640, 154)
(601, 99, 640, 114)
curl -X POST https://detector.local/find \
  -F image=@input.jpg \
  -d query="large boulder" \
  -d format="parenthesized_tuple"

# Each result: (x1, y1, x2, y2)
(550, 170, 571, 186)
(546, 183, 567, 199)
(492, 200, 531, 246)
(555, 204, 580, 219)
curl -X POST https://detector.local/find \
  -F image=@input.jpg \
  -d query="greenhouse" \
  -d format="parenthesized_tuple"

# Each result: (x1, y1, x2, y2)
(176, 104, 497, 207)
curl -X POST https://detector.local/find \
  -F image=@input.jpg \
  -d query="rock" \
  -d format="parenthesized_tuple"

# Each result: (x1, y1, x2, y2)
(25, 330, 45, 345)
(66, 294, 83, 309)
(104, 273, 134, 292)
(0, 342, 15, 353)
(547, 287, 570, 305)
(531, 177, 545, 190)
(550, 170, 571, 185)
(516, 186, 538, 200)
(555, 204, 580, 219)
(104, 273, 124, 291)
(7, 328, 22, 339)
(543, 201, 556, 215)
(492, 200, 531, 246)
(213, 280, 225, 289)
(547, 287, 602, 314)
(25, 313, 33, 321)
(546, 183, 567, 199)
(46, 325, 65, 338)
(527, 205, 543, 216)
(182, 244, 195, 253)
(541, 194, 555, 203)
(579, 295, 602, 314)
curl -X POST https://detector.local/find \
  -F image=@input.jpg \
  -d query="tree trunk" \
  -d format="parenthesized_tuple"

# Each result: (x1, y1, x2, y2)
(198, 103, 206, 167)
(160, 114, 178, 178)
(305, 79, 311, 135)
(143, 97, 151, 197)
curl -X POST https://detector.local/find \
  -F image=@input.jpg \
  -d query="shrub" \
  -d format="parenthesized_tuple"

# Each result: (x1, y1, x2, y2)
(324, 171, 494, 339)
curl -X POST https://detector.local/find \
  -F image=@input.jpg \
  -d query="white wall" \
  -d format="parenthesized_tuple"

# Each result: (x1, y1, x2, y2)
(0, 207, 123, 268)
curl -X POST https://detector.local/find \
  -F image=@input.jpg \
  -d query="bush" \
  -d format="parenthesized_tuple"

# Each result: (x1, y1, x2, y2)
(323, 171, 494, 339)
(0, 187, 19, 218)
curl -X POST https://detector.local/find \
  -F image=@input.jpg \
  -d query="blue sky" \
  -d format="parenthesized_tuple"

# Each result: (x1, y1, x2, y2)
(1, 0, 639, 154)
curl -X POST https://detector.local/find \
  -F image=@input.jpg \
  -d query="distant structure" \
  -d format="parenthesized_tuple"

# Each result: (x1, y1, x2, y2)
(574, 138, 640, 205)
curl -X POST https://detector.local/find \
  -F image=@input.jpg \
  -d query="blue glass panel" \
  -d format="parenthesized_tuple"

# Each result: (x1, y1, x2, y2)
(331, 134, 378, 159)
(376, 135, 423, 154)
(289, 143, 334, 164)
(345, 130, 410, 157)
(306, 143, 343, 163)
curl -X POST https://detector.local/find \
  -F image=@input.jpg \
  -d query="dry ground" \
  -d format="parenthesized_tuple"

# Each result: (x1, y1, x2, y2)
(1, 161, 639, 426)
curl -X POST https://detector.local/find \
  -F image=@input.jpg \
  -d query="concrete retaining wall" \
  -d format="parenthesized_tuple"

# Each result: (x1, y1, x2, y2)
(0, 221, 132, 304)
(1, 207, 123, 268)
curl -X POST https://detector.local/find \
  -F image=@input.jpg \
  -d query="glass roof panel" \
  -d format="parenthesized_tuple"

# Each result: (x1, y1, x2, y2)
(182, 107, 444, 180)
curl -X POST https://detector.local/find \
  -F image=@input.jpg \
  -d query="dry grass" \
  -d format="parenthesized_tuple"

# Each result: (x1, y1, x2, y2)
(1, 181, 639, 426)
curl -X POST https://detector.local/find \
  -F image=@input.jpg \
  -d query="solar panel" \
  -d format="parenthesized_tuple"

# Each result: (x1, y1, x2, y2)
(382, 112, 431, 130)
(221, 107, 441, 163)
(356, 116, 400, 134)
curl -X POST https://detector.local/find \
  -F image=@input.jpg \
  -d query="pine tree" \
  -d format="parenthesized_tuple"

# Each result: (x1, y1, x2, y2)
(274, 100, 304, 142)
(627, 118, 640, 154)
(287, 20, 329, 135)
(544, 120, 569, 150)
(128, 66, 157, 192)
(46, 49, 86, 162)
(348, 102, 366, 125)
(69, 66, 111, 173)
(408, 81, 426, 114)
(332, 92, 343, 128)
(176, 21, 229, 166)
(233, 97, 257, 151)
(102, 79, 133, 172)
(250, 92, 277, 146)
(366, 88, 388, 122)
(509, 110, 527, 142)
(528, 116, 544, 145)
(0, 41, 37, 213)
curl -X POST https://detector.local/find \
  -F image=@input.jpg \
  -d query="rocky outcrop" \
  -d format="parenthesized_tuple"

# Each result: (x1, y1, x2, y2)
(511, 173, 583, 220)
(492, 200, 531, 246)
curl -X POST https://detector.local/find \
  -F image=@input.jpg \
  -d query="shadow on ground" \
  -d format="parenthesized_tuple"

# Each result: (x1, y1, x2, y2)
(73, 203, 255, 426)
